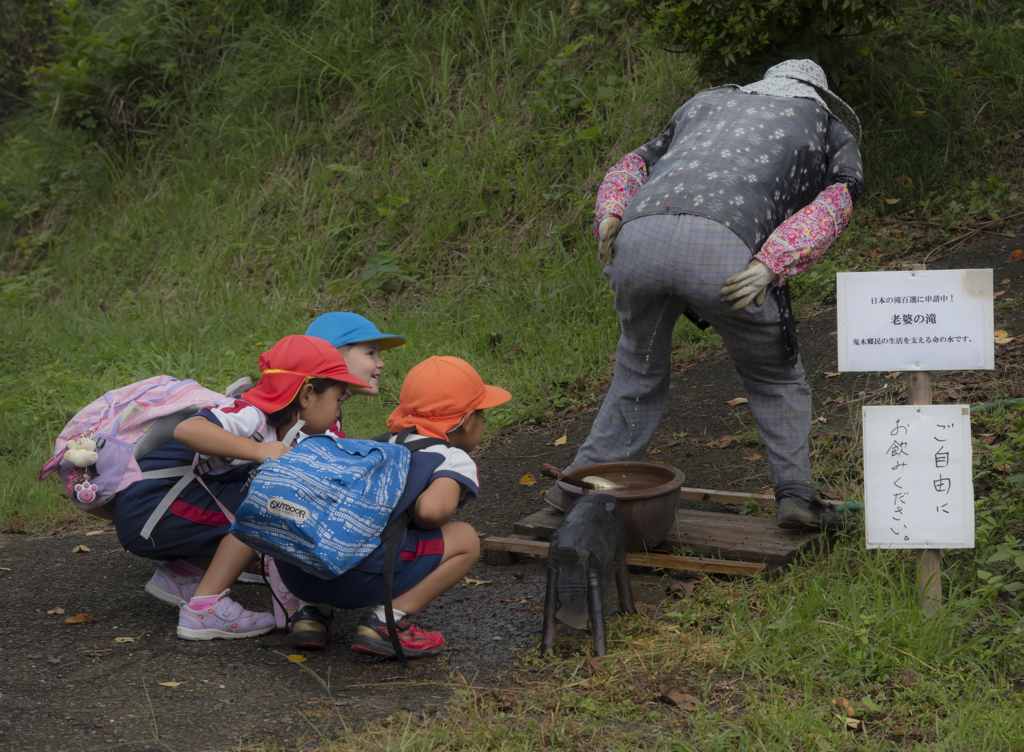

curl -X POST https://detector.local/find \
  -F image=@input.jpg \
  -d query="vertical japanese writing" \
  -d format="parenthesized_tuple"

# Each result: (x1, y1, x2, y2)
(888, 418, 910, 540)
(933, 422, 953, 515)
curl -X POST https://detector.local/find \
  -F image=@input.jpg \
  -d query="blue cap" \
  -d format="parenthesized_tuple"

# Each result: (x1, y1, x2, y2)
(305, 312, 406, 351)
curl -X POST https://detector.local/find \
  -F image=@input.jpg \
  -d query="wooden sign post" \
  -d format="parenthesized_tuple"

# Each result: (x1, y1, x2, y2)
(906, 265, 940, 617)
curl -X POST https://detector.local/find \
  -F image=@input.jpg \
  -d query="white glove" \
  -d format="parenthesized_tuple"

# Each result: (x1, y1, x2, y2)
(597, 216, 621, 265)
(721, 259, 774, 311)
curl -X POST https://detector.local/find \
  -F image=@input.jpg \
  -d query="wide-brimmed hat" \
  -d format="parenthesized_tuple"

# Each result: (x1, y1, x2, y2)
(242, 335, 371, 414)
(305, 312, 406, 351)
(386, 356, 511, 441)
(737, 59, 861, 144)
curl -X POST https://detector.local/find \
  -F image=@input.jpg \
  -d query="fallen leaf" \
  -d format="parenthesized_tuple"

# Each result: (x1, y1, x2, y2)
(909, 110, 926, 117)
(287, 654, 307, 663)
(72, 545, 91, 553)
(884, 198, 901, 205)
(114, 637, 135, 643)
(846, 717, 862, 730)
(519, 474, 536, 486)
(659, 690, 700, 711)
(859, 696, 883, 713)
(892, 231, 905, 238)
(587, 656, 603, 673)
(668, 581, 696, 599)
(725, 397, 748, 406)
(0, 567, 11, 571)
(884, 371, 902, 379)
(549, 432, 567, 446)
(979, 434, 997, 445)
(994, 291, 1006, 297)
(742, 454, 763, 461)
(812, 416, 827, 424)
(824, 372, 841, 378)
(65, 614, 93, 624)
(896, 175, 913, 187)
(717, 435, 736, 449)
(1001, 278, 1010, 284)
(1007, 249, 1024, 263)
(996, 336, 1015, 344)
(829, 331, 837, 335)
(47, 606, 65, 615)
(157, 682, 182, 687)
(823, 396, 846, 406)
(85, 530, 107, 536)
(995, 330, 1009, 338)
(463, 577, 493, 587)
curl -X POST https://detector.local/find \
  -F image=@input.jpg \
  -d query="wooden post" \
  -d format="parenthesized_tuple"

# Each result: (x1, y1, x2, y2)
(906, 263, 942, 617)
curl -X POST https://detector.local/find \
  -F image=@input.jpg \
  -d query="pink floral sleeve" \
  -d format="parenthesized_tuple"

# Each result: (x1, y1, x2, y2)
(593, 153, 648, 239)
(755, 183, 854, 284)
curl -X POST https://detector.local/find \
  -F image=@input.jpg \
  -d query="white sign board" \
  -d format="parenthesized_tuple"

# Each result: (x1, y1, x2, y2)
(863, 405, 974, 549)
(837, 269, 994, 372)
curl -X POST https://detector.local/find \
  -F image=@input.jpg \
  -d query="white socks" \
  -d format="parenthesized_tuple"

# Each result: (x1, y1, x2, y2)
(372, 605, 407, 622)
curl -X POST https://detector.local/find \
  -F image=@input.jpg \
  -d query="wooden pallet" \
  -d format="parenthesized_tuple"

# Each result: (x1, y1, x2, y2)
(486, 501, 827, 575)
(482, 536, 766, 576)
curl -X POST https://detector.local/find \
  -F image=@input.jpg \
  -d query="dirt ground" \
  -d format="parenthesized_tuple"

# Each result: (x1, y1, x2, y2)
(2, 228, 1022, 752)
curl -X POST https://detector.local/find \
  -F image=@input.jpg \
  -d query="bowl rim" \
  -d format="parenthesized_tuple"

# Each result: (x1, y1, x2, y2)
(557, 461, 685, 500)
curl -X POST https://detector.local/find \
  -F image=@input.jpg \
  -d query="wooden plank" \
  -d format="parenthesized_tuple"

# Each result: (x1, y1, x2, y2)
(679, 486, 777, 507)
(481, 533, 538, 566)
(513, 507, 823, 568)
(482, 537, 765, 576)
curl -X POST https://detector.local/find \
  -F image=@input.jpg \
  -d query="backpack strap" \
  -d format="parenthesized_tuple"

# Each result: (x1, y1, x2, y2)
(137, 455, 230, 540)
(224, 377, 253, 397)
(373, 428, 450, 452)
(380, 509, 413, 667)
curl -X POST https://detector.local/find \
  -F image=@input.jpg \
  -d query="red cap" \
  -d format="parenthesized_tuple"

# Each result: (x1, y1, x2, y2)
(241, 335, 370, 414)
(387, 356, 511, 441)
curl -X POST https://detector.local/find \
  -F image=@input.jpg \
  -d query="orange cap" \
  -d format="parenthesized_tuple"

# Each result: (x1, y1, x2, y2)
(387, 356, 511, 441)
(242, 335, 370, 414)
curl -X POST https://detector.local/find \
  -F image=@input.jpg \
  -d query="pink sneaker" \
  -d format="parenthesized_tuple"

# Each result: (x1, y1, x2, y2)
(267, 557, 300, 629)
(177, 589, 275, 640)
(144, 560, 203, 606)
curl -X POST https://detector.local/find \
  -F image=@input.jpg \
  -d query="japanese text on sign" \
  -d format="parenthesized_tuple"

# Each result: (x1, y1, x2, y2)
(837, 270, 994, 372)
(863, 405, 974, 549)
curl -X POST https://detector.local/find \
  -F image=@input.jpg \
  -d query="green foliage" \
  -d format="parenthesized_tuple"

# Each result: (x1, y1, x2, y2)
(0, 0, 57, 104)
(33, 0, 318, 132)
(966, 405, 1024, 603)
(628, 0, 898, 82)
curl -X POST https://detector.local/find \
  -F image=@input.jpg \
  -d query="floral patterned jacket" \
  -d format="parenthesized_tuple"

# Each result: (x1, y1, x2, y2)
(595, 86, 863, 283)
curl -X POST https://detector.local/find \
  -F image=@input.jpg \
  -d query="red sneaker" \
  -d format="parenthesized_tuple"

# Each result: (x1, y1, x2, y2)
(350, 610, 445, 659)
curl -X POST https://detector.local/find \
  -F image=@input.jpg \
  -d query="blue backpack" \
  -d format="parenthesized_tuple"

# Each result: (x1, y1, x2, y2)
(231, 429, 445, 665)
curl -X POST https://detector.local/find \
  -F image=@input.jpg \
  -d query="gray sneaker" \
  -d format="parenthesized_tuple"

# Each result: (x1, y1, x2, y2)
(543, 483, 566, 512)
(775, 481, 853, 530)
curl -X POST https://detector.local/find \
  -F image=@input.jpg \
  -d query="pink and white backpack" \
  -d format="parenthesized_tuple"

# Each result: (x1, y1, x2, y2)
(39, 375, 265, 537)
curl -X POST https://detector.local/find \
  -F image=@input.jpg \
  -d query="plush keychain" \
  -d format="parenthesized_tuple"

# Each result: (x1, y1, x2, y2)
(64, 437, 98, 468)
(64, 436, 99, 503)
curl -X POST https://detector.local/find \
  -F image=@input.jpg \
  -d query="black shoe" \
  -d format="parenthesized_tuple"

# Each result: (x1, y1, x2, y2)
(775, 481, 853, 530)
(290, 603, 333, 651)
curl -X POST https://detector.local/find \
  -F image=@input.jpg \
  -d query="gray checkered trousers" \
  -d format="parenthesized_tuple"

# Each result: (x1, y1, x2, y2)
(568, 213, 812, 484)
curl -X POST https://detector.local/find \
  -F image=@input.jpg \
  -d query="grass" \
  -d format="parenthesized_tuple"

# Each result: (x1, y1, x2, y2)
(2, 0, 1024, 747)
(245, 530, 1024, 750)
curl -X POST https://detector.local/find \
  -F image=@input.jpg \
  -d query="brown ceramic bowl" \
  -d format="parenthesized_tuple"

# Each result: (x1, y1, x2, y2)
(556, 461, 685, 551)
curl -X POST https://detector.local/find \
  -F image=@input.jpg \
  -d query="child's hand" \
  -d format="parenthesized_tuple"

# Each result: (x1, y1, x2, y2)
(260, 442, 291, 461)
